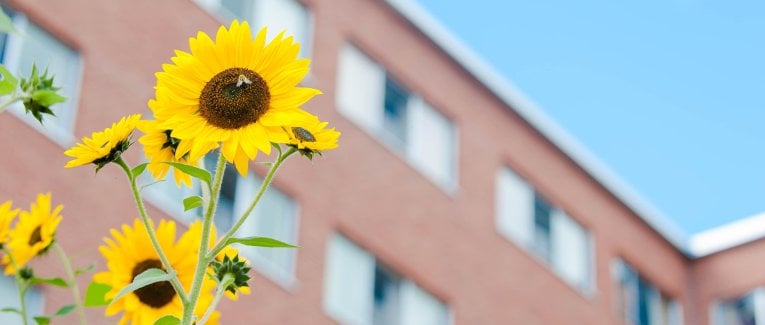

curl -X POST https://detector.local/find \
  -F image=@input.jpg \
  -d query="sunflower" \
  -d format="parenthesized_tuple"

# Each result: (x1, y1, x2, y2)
(137, 119, 218, 187)
(215, 246, 252, 301)
(64, 114, 142, 171)
(286, 115, 340, 153)
(150, 20, 320, 176)
(181, 221, 251, 301)
(2, 193, 62, 275)
(0, 200, 19, 246)
(93, 219, 219, 325)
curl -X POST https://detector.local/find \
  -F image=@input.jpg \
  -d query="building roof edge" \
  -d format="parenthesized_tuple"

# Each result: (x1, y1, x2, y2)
(690, 212, 765, 258)
(384, 0, 691, 254)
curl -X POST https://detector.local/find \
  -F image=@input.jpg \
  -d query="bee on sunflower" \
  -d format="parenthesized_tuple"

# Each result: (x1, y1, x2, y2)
(146, 20, 338, 177)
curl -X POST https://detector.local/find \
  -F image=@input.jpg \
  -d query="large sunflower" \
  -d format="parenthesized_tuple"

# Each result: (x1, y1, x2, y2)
(0, 200, 19, 246)
(64, 114, 141, 170)
(2, 193, 62, 275)
(137, 119, 217, 187)
(93, 219, 219, 325)
(151, 20, 319, 176)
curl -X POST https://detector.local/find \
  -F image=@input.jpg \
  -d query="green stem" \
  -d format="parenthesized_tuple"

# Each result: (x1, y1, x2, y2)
(197, 274, 231, 325)
(0, 94, 20, 113)
(52, 243, 86, 325)
(115, 157, 188, 303)
(4, 248, 28, 325)
(182, 150, 226, 325)
(207, 147, 296, 260)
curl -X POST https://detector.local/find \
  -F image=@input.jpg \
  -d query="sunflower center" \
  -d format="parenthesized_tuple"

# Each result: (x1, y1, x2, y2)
(199, 67, 270, 130)
(28, 226, 42, 246)
(292, 127, 316, 142)
(131, 259, 176, 308)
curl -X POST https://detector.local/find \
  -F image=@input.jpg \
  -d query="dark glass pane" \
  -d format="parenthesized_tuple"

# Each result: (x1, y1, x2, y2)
(383, 76, 408, 144)
(533, 194, 552, 262)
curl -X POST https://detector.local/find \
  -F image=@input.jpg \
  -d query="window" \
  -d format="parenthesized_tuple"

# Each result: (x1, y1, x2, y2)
(712, 289, 765, 325)
(194, 0, 312, 57)
(613, 259, 683, 325)
(232, 172, 298, 285)
(495, 167, 593, 292)
(336, 44, 457, 190)
(324, 234, 450, 325)
(1, 10, 81, 146)
(0, 275, 44, 324)
(144, 153, 299, 286)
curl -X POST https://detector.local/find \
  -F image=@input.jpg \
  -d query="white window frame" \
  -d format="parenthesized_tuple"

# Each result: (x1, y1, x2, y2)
(192, 0, 314, 58)
(495, 166, 595, 295)
(613, 258, 683, 325)
(233, 173, 300, 288)
(336, 43, 459, 192)
(323, 233, 450, 325)
(2, 12, 82, 147)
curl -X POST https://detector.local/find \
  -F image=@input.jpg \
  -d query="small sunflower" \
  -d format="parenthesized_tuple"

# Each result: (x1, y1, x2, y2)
(0, 200, 19, 247)
(137, 119, 217, 187)
(2, 193, 62, 275)
(151, 20, 320, 176)
(65, 114, 142, 171)
(93, 219, 219, 325)
(286, 115, 340, 158)
(215, 246, 252, 301)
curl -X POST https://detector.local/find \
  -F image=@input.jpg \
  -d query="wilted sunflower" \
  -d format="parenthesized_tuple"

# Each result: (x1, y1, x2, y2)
(151, 20, 319, 176)
(64, 114, 141, 171)
(2, 193, 62, 275)
(0, 200, 19, 246)
(93, 219, 219, 325)
(181, 221, 251, 301)
(286, 115, 340, 154)
(137, 119, 217, 187)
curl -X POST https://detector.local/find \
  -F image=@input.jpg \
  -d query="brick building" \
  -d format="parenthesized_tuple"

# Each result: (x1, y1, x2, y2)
(0, 0, 762, 324)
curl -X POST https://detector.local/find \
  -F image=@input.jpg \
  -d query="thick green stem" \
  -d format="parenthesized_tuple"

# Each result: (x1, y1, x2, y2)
(115, 157, 188, 303)
(52, 243, 86, 325)
(197, 274, 231, 325)
(182, 150, 226, 325)
(207, 147, 296, 260)
(4, 249, 28, 325)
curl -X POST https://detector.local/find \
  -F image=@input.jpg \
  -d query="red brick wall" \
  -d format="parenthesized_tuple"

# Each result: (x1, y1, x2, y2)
(0, 0, 735, 324)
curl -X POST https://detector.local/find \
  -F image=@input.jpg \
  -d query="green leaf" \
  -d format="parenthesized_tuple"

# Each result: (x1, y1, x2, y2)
(183, 196, 203, 211)
(131, 163, 149, 179)
(84, 282, 112, 307)
(108, 268, 175, 308)
(0, 64, 17, 97)
(225, 236, 298, 248)
(0, 307, 20, 314)
(54, 304, 76, 316)
(0, 7, 16, 34)
(164, 162, 211, 185)
(29, 277, 68, 288)
(74, 263, 96, 276)
(33, 316, 50, 325)
(154, 315, 181, 325)
(31, 89, 66, 106)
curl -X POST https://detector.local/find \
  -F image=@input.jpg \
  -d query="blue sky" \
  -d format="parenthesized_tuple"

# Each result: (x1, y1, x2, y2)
(416, 0, 765, 235)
